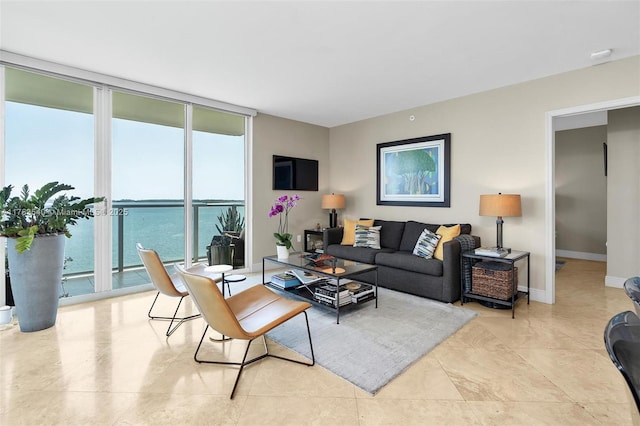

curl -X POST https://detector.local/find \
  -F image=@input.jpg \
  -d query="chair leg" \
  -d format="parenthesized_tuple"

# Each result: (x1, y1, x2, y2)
(192, 311, 315, 399)
(193, 325, 261, 399)
(147, 293, 200, 337)
(147, 292, 161, 319)
(266, 310, 315, 367)
(230, 339, 254, 399)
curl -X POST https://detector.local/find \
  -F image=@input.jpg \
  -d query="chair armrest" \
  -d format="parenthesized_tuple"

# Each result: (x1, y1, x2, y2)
(323, 227, 344, 249)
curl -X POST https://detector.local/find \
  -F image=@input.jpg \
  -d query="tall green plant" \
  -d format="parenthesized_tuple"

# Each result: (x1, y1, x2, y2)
(215, 205, 245, 235)
(0, 182, 104, 253)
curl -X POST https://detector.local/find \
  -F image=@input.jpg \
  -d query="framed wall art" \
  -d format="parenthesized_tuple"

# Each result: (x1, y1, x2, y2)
(376, 133, 451, 207)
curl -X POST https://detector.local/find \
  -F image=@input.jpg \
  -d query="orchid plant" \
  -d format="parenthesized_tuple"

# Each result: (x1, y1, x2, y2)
(268, 194, 300, 249)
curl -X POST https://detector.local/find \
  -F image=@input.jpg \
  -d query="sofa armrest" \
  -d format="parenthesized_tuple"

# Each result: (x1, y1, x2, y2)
(441, 235, 481, 301)
(323, 227, 344, 249)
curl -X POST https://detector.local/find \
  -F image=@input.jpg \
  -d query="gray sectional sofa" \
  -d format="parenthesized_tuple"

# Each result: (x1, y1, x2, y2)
(322, 220, 479, 303)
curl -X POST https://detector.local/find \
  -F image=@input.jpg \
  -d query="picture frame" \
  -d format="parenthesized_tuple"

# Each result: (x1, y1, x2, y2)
(376, 133, 451, 207)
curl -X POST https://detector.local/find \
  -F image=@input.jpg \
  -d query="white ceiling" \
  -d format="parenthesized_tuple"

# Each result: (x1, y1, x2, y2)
(1, 1, 639, 128)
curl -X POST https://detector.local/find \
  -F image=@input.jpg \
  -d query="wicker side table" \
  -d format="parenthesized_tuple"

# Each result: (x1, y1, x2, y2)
(461, 249, 530, 319)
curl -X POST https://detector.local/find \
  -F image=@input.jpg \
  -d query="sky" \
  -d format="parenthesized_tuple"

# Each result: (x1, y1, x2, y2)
(4, 102, 245, 201)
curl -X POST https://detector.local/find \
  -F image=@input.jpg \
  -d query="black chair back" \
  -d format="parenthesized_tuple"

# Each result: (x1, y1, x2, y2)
(604, 310, 640, 418)
(624, 277, 640, 316)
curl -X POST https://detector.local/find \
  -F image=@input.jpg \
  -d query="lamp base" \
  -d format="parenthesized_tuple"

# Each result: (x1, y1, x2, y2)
(329, 210, 337, 228)
(493, 247, 512, 254)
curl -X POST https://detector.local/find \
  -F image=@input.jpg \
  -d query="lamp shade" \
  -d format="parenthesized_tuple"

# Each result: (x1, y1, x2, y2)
(479, 194, 522, 217)
(321, 194, 346, 210)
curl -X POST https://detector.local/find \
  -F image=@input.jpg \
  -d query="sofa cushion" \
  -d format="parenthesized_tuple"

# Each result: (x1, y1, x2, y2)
(326, 244, 393, 264)
(375, 251, 444, 276)
(341, 218, 375, 245)
(434, 224, 461, 260)
(399, 221, 439, 252)
(354, 225, 381, 249)
(412, 228, 441, 259)
(373, 219, 405, 250)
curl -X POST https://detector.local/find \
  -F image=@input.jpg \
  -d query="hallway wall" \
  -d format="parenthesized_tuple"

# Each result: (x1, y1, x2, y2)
(606, 106, 640, 285)
(555, 125, 607, 259)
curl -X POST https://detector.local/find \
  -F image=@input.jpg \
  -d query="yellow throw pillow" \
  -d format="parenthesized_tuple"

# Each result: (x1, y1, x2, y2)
(341, 219, 375, 245)
(434, 224, 461, 260)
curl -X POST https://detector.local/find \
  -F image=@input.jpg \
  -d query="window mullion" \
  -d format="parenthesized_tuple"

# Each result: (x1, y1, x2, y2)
(94, 86, 112, 292)
(184, 104, 193, 267)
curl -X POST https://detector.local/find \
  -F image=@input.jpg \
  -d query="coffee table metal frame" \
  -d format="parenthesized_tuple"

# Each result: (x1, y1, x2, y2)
(262, 252, 378, 324)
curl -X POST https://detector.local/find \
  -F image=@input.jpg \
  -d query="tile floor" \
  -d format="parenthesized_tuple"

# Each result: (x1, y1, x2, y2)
(0, 258, 637, 425)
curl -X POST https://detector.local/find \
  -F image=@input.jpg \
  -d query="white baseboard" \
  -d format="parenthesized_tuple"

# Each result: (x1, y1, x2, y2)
(605, 276, 627, 288)
(524, 286, 548, 304)
(556, 249, 606, 262)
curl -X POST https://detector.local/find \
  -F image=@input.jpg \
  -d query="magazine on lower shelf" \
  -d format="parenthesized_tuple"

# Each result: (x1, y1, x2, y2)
(315, 283, 350, 296)
(290, 269, 325, 285)
(352, 292, 375, 304)
(314, 292, 352, 307)
(314, 282, 351, 307)
(313, 279, 376, 307)
(345, 282, 373, 294)
(270, 272, 300, 289)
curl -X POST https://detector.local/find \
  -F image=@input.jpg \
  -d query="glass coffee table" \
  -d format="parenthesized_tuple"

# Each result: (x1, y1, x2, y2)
(262, 252, 378, 324)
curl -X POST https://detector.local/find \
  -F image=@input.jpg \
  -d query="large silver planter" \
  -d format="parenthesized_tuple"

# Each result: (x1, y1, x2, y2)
(7, 234, 64, 332)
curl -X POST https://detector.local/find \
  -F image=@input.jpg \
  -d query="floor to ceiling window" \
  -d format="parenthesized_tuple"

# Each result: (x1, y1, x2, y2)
(3, 68, 98, 297)
(111, 91, 185, 285)
(1, 57, 252, 302)
(192, 106, 246, 268)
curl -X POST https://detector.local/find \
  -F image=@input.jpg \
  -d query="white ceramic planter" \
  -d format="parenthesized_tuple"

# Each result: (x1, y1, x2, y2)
(276, 245, 289, 259)
(0, 305, 12, 325)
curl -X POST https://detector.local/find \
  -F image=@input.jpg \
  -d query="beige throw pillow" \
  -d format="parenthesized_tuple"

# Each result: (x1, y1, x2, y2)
(433, 224, 461, 260)
(341, 219, 375, 245)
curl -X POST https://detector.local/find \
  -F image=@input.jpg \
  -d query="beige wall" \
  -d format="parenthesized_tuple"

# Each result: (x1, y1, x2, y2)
(607, 106, 640, 284)
(328, 56, 640, 298)
(252, 114, 330, 267)
(555, 126, 607, 256)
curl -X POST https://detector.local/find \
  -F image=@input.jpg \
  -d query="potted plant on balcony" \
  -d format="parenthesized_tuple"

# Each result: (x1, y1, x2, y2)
(0, 182, 104, 332)
(207, 205, 244, 266)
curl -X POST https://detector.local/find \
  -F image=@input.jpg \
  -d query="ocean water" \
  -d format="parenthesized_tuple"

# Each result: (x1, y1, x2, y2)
(63, 202, 244, 275)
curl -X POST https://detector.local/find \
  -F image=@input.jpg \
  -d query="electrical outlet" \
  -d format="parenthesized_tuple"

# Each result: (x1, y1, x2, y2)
(296, 235, 302, 243)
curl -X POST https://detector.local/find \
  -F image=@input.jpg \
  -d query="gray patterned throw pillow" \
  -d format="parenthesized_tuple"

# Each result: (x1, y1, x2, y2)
(413, 228, 441, 259)
(354, 224, 382, 249)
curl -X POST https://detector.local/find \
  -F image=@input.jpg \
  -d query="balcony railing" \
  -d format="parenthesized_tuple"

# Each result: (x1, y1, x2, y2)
(112, 201, 244, 272)
(59, 201, 244, 276)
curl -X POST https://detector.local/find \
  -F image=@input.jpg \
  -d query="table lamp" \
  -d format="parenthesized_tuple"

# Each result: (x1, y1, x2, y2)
(479, 193, 522, 254)
(321, 193, 346, 228)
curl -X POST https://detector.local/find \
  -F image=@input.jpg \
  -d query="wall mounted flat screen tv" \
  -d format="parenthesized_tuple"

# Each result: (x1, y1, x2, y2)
(273, 155, 319, 191)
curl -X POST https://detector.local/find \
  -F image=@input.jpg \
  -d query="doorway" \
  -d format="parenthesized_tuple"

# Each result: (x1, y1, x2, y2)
(546, 96, 640, 304)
